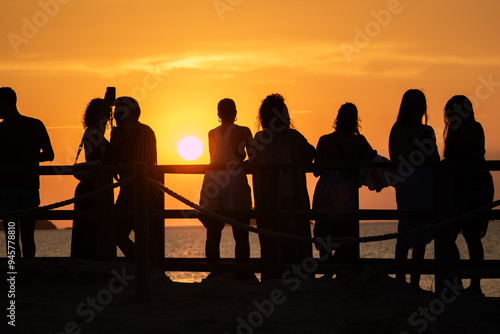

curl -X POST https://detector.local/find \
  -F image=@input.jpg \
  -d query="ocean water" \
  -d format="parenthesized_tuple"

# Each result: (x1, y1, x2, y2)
(1, 223, 499, 297)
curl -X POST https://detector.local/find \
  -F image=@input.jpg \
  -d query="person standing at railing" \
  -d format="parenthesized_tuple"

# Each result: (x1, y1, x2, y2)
(251, 93, 315, 280)
(437, 95, 494, 296)
(0, 87, 54, 258)
(199, 98, 253, 278)
(312, 103, 377, 276)
(104, 96, 162, 260)
(71, 95, 112, 260)
(389, 89, 439, 290)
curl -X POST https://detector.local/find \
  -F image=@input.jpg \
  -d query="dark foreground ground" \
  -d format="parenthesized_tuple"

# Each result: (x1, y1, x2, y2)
(1, 258, 500, 334)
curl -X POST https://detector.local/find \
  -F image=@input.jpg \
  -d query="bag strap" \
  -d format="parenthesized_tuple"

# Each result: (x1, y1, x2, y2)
(74, 133, 85, 164)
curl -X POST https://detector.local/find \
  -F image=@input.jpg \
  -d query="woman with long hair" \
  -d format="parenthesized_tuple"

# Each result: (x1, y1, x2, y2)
(439, 95, 494, 295)
(251, 93, 315, 280)
(388, 89, 439, 290)
(71, 97, 111, 259)
(312, 103, 377, 273)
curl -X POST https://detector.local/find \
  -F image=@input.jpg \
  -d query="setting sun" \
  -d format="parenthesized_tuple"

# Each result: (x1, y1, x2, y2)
(177, 136, 203, 161)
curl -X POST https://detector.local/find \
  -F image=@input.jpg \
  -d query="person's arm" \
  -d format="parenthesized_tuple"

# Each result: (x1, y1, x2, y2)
(388, 124, 406, 162)
(358, 135, 377, 161)
(208, 130, 215, 162)
(240, 127, 253, 160)
(38, 122, 54, 162)
(40, 140, 54, 162)
(313, 137, 324, 177)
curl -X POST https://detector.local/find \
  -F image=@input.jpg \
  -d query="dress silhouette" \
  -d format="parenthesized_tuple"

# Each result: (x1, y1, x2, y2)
(313, 103, 377, 273)
(251, 94, 314, 280)
(0, 87, 54, 258)
(71, 97, 111, 260)
(437, 95, 494, 296)
(199, 99, 252, 274)
(389, 89, 439, 290)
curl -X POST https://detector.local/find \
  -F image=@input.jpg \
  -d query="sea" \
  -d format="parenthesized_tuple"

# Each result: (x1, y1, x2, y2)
(1, 222, 499, 297)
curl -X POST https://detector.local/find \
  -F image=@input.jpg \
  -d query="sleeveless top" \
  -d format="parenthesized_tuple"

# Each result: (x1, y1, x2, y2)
(210, 124, 242, 164)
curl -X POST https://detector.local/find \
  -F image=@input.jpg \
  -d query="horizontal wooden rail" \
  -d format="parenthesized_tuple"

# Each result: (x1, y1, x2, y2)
(24, 160, 500, 175)
(10, 209, 500, 222)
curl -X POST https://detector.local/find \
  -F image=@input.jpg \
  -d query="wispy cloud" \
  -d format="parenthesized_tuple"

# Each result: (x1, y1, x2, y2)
(2, 43, 499, 80)
(45, 125, 81, 129)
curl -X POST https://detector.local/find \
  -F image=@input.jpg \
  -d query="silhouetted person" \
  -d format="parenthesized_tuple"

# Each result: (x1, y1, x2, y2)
(250, 93, 314, 280)
(389, 89, 439, 290)
(199, 98, 253, 277)
(71, 96, 112, 260)
(436, 95, 494, 296)
(0, 87, 54, 258)
(104, 96, 161, 261)
(313, 103, 377, 275)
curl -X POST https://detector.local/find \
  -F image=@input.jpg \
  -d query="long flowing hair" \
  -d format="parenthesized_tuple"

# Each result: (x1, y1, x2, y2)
(83, 98, 111, 130)
(395, 89, 428, 126)
(443, 95, 475, 144)
(257, 93, 292, 130)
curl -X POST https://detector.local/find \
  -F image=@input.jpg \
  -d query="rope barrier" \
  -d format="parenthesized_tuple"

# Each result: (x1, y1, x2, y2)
(147, 177, 500, 245)
(0, 178, 132, 218)
(2, 172, 498, 246)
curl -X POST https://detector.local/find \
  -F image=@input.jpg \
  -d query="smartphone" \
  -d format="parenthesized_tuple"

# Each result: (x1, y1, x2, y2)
(106, 86, 116, 101)
(105, 87, 116, 128)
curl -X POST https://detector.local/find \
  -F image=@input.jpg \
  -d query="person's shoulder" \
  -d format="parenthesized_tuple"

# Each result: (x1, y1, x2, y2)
(421, 124, 434, 131)
(20, 115, 48, 131)
(469, 121, 484, 132)
(390, 123, 404, 132)
(21, 115, 44, 125)
(317, 132, 335, 143)
(352, 132, 368, 142)
(320, 132, 335, 139)
(288, 128, 307, 138)
(138, 122, 155, 134)
(235, 124, 252, 134)
(389, 123, 408, 138)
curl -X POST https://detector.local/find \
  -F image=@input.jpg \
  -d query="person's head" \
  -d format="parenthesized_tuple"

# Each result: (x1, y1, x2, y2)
(443, 95, 475, 139)
(334, 102, 360, 134)
(396, 89, 428, 126)
(257, 93, 291, 130)
(83, 98, 112, 130)
(113, 96, 140, 126)
(0, 87, 18, 118)
(217, 98, 237, 123)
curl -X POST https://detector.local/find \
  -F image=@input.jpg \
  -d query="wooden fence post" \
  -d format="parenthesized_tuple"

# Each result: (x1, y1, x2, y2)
(134, 162, 149, 301)
(354, 186, 360, 261)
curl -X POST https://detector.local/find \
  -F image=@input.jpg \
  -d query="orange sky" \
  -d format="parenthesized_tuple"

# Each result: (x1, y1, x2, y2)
(1, 0, 500, 228)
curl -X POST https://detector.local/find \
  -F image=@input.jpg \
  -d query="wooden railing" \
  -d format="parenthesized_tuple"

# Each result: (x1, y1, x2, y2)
(1, 161, 499, 300)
